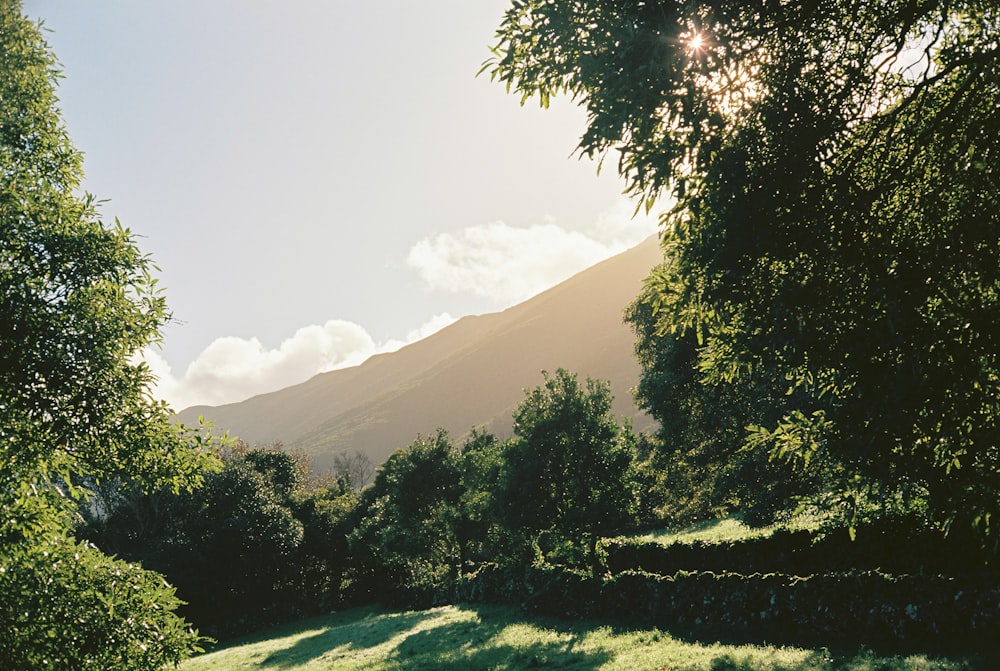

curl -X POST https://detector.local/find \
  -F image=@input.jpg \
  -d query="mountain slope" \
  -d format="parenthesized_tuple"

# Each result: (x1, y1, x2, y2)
(177, 237, 663, 470)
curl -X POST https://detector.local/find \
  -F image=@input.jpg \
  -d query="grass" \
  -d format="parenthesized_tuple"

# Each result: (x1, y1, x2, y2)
(630, 511, 832, 546)
(179, 603, 987, 671)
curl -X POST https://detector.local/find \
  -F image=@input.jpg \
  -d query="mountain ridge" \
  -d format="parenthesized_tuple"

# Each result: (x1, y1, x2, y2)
(177, 236, 663, 470)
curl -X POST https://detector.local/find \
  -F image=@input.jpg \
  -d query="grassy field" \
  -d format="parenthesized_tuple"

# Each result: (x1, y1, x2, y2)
(179, 603, 985, 671)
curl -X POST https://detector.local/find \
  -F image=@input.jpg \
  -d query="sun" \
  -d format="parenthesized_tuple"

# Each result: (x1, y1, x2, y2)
(687, 32, 705, 52)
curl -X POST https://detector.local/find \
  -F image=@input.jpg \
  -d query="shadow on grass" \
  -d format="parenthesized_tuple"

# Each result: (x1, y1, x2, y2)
(257, 603, 612, 670)
(259, 607, 433, 669)
(385, 612, 612, 670)
(237, 602, 992, 671)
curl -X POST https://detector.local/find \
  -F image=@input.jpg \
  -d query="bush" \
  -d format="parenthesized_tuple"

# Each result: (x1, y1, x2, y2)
(457, 563, 1000, 653)
(605, 517, 994, 577)
(0, 535, 203, 671)
(600, 569, 1000, 652)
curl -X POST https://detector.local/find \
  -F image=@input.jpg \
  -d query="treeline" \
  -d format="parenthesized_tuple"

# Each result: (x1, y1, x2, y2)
(77, 366, 995, 643)
(80, 370, 646, 638)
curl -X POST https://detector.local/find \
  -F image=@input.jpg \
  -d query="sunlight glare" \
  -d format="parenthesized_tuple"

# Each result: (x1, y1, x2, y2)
(688, 32, 704, 52)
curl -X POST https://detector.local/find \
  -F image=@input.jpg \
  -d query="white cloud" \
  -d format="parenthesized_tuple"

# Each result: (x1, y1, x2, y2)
(405, 198, 659, 305)
(379, 312, 458, 353)
(588, 197, 665, 247)
(146, 314, 456, 410)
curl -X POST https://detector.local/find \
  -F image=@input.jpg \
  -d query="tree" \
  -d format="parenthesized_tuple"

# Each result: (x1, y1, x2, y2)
(626, 277, 825, 526)
(487, 1, 1000, 548)
(348, 430, 463, 606)
(82, 445, 358, 639)
(497, 370, 637, 571)
(0, 532, 198, 671)
(165, 453, 305, 636)
(456, 428, 508, 566)
(288, 475, 358, 614)
(1, 3, 216, 666)
(333, 449, 375, 489)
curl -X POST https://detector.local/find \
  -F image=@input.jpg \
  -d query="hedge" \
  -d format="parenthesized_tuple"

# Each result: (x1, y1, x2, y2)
(456, 563, 1000, 652)
(605, 520, 994, 577)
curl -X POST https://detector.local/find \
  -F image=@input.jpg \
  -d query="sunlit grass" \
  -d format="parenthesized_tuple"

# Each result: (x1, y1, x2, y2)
(179, 603, 982, 671)
(630, 511, 832, 547)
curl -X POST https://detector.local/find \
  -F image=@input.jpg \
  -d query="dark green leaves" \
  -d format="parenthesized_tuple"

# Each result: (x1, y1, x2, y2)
(491, 0, 1000, 547)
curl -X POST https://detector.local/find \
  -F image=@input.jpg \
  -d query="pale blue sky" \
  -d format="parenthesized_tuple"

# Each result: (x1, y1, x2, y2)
(24, 1, 658, 408)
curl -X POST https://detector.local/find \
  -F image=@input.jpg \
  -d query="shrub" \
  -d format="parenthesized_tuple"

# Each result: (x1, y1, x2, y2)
(458, 564, 1000, 652)
(605, 517, 994, 577)
(0, 535, 203, 671)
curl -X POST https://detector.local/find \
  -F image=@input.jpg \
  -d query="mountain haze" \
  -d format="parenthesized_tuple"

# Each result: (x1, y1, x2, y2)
(177, 237, 663, 470)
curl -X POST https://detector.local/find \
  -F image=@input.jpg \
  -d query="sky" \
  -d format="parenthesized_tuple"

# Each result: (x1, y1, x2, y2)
(23, 1, 659, 410)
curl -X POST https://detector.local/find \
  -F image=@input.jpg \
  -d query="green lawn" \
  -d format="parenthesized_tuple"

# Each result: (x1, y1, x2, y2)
(179, 603, 984, 671)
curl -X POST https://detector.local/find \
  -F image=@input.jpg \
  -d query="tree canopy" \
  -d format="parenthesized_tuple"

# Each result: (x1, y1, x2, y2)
(487, 0, 1000, 545)
(1, 2, 216, 666)
(0, 0, 214, 519)
(498, 369, 637, 567)
(349, 430, 464, 606)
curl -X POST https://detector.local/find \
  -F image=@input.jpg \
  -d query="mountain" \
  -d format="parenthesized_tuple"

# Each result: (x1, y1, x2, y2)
(176, 236, 663, 471)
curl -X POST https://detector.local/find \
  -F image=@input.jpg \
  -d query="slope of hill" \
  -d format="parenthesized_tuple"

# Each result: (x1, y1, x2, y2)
(176, 237, 663, 470)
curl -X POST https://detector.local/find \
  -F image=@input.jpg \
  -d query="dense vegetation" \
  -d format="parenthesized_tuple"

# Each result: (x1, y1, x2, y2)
(486, 0, 1000, 549)
(3, 0, 998, 667)
(82, 369, 651, 638)
(1, 2, 217, 669)
(78, 368, 998, 654)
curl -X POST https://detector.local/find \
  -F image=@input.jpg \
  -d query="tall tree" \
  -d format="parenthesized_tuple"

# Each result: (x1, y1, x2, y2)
(348, 430, 463, 606)
(487, 0, 1000, 548)
(0, 2, 216, 666)
(165, 450, 311, 637)
(498, 369, 637, 570)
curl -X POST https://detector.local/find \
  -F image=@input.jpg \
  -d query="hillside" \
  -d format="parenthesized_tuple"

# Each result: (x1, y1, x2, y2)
(176, 236, 663, 470)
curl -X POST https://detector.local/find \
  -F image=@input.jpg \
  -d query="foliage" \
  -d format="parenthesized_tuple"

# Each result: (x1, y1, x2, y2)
(497, 369, 638, 570)
(0, 532, 202, 671)
(164, 453, 306, 633)
(606, 515, 992, 577)
(0, 2, 215, 665)
(631, 512, 829, 547)
(461, 564, 999, 655)
(83, 445, 357, 639)
(0, 1, 214, 497)
(348, 430, 463, 606)
(287, 476, 358, 614)
(487, 0, 1000, 547)
(456, 428, 509, 566)
(626, 290, 824, 527)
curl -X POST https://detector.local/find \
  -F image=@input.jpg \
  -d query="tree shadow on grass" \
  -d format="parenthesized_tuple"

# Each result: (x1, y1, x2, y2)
(258, 603, 612, 670)
(249, 602, 993, 671)
(258, 607, 436, 669)
(384, 609, 612, 670)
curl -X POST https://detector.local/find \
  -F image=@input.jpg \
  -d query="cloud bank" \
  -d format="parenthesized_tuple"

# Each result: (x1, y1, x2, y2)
(147, 314, 456, 411)
(406, 199, 659, 305)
